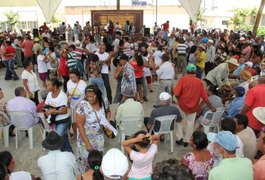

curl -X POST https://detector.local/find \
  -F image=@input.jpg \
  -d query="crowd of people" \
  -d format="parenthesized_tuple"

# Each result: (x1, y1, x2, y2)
(0, 18, 265, 180)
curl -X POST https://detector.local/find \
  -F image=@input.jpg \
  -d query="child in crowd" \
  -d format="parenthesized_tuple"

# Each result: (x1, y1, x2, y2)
(122, 130, 159, 180)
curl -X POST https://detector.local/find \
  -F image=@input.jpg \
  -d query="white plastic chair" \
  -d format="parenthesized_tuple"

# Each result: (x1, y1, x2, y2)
(38, 112, 51, 140)
(8, 111, 37, 149)
(120, 115, 144, 153)
(200, 107, 225, 134)
(0, 111, 12, 147)
(149, 115, 176, 153)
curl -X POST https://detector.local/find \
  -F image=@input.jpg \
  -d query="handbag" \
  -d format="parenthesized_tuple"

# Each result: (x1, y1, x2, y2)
(93, 109, 117, 139)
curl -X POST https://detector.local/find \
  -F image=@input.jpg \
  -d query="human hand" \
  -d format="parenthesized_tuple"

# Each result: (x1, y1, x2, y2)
(136, 133, 147, 142)
(28, 91, 33, 98)
(45, 109, 52, 116)
(210, 107, 216, 112)
(85, 143, 93, 152)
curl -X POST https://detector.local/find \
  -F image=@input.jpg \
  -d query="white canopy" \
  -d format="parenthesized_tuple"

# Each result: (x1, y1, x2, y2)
(178, 0, 202, 22)
(36, 0, 62, 23)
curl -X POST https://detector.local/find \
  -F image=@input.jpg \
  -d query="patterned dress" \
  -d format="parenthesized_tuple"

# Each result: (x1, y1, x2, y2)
(76, 98, 109, 173)
(0, 98, 10, 126)
(183, 152, 214, 180)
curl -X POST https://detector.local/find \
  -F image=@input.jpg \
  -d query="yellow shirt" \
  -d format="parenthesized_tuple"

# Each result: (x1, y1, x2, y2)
(196, 51, 206, 68)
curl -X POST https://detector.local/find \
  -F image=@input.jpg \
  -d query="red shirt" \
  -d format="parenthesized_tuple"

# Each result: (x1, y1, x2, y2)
(130, 59, 144, 78)
(174, 74, 208, 114)
(20, 40, 34, 57)
(248, 68, 258, 76)
(5, 46, 15, 59)
(58, 57, 69, 76)
(244, 84, 265, 130)
(162, 23, 169, 31)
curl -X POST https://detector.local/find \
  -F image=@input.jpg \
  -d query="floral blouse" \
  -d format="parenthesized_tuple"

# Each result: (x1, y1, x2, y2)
(183, 152, 214, 180)
(89, 60, 103, 78)
(0, 98, 10, 126)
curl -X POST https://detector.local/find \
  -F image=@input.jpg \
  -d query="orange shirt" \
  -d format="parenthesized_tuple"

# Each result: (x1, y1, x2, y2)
(244, 84, 265, 130)
(130, 59, 144, 78)
(174, 74, 208, 114)
(20, 40, 34, 57)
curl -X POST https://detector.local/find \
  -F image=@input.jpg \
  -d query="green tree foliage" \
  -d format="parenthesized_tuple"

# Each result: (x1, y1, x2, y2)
(4, 11, 20, 31)
(229, 8, 257, 29)
(196, 9, 205, 22)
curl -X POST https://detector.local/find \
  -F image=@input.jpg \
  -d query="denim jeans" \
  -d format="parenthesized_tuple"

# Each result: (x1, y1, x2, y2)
(196, 66, 203, 79)
(56, 120, 73, 153)
(89, 77, 105, 97)
(3, 59, 19, 80)
(76, 60, 84, 77)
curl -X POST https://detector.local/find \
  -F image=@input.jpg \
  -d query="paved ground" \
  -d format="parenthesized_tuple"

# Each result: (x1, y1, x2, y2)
(0, 66, 191, 177)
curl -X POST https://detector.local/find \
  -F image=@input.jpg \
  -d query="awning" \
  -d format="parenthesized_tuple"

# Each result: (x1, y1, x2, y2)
(36, 0, 62, 22)
(178, 0, 202, 22)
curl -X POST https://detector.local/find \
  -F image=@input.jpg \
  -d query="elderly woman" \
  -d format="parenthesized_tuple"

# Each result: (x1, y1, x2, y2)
(21, 59, 40, 105)
(76, 84, 111, 173)
(0, 88, 15, 136)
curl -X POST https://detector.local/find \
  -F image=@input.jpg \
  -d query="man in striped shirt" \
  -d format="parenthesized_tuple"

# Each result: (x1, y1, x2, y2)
(176, 38, 188, 77)
(122, 36, 132, 59)
(67, 44, 77, 71)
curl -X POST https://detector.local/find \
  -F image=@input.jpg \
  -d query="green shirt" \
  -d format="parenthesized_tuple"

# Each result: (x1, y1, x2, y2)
(33, 43, 42, 55)
(208, 157, 253, 180)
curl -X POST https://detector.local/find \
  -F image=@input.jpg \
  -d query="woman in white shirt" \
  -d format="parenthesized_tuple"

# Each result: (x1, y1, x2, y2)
(67, 69, 87, 136)
(21, 59, 40, 105)
(45, 78, 73, 152)
(37, 49, 48, 88)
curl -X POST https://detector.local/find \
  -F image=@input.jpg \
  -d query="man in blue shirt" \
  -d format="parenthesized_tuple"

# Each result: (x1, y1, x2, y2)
(224, 87, 245, 118)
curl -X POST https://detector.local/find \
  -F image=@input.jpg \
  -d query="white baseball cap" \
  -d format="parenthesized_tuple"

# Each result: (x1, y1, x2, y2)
(159, 92, 171, 101)
(208, 39, 214, 44)
(101, 148, 129, 179)
(245, 61, 253, 67)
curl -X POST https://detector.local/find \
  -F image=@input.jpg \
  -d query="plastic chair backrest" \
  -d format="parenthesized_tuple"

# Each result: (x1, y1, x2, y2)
(38, 112, 50, 131)
(0, 111, 11, 127)
(121, 115, 143, 135)
(152, 114, 176, 134)
(202, 107, 225, 127)
(8, 111, 35, 130)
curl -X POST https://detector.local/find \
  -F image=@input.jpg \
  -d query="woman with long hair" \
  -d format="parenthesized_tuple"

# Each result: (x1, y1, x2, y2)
(76, 84, 111, 173)
(77, 150, 104, 180)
